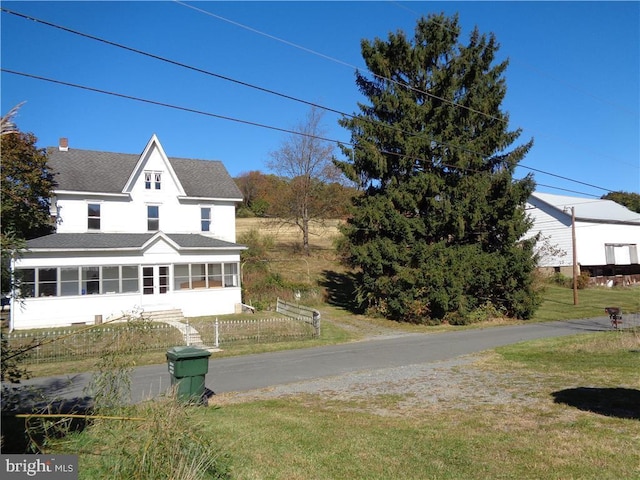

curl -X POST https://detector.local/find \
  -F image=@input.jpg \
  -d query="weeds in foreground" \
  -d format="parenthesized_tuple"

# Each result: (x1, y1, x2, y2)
(55, 396, 231, 480)
(10, 312, 231, 479)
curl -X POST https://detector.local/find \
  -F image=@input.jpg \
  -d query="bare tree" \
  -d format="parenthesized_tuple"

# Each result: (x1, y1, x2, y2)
(268, 107, 339, 255)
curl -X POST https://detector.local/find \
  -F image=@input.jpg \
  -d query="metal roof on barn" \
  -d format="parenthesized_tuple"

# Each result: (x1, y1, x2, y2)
(530, 192, 640, 225)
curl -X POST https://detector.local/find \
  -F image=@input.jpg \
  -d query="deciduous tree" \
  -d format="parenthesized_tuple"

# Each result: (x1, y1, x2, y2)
(1, 114, 56, 378)
(1, 130, 56, 240)
(336, 14, 539, 322)
(235, 171, 288, 217)
(601, 191, 640, 213)
(268, 107, 341, 255)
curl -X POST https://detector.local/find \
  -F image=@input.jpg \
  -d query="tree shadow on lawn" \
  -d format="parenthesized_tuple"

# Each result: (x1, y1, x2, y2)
(320, 270, 364, 313)
(552, 387, 640, 420)
(2, 381, 94, 453)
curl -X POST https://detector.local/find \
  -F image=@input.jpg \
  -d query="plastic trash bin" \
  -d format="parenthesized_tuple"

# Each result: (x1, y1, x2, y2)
(166, 346, 211, 403)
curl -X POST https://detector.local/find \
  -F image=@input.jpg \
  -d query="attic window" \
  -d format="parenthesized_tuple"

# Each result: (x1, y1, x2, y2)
(144, 171, 162, 190)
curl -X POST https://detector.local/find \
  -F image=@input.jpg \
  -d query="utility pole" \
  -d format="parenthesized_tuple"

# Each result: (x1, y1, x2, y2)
(571, 206, 578, 305)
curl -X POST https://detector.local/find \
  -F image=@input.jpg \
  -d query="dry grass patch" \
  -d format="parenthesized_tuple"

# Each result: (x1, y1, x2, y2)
(236, 217, 342, 250)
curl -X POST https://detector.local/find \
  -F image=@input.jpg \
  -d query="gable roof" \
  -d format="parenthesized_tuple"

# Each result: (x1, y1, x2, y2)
(530, 192, 640, 225)
(26, 233, 246, 252)
(122, 134, 185, 196)
(47, 136, 243, 200)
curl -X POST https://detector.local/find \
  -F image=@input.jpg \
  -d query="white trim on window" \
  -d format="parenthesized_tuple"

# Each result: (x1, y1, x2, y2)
(87, 202, 101, 231)
(147, 204, 160, 231)
(200, 206, 211, 232)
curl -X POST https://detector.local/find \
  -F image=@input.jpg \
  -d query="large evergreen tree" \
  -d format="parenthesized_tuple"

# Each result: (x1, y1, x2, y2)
(335, 14, 539, 323)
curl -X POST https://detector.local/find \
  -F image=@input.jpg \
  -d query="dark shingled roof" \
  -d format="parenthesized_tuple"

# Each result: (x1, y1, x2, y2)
(47, 147, 243, 199)
(26, 233, 244, 250)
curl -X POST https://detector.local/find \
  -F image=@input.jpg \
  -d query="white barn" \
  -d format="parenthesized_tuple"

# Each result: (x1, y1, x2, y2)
(526, 192, 640, 282)
(10, 135, 246, 330)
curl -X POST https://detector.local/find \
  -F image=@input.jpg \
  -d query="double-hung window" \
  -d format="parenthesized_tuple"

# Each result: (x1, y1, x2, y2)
(38, 268, 57, 296)
(224, 263, 239, 287)
(88, 203, 101, 230)
(605, 243, 639, 265)
(147, 205, 160, 231)
(201, 207, 211, 232)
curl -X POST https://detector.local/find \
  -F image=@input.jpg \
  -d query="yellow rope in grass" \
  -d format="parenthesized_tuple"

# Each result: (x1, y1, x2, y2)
(15, 413, 146, 421)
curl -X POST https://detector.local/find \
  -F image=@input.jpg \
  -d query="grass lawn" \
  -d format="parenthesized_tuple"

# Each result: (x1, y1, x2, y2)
(194, 330, 639, 480)
(53, 329, 639, 479)
(534, 284, 640, 322)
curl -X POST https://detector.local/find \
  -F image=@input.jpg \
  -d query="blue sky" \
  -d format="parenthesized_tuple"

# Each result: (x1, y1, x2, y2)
(2, 1, 638, 197)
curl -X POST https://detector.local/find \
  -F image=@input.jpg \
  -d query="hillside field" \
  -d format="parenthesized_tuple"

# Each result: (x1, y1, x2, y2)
(236, 217, 342, 251)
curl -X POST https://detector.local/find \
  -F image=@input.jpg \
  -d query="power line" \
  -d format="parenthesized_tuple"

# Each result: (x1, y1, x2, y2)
(2, 6, 503, 152)
(174, 1, 636, 175)
(391, 0, 638, 117)
(0, 69, 338, 143)
(0, 8, 620, 194)
(533, 184, 602, 198)
(3, 67, 614, 199)
(0, 7, 347, 120)
(394, 2, 639, 118)
(173, 0, 505, 124)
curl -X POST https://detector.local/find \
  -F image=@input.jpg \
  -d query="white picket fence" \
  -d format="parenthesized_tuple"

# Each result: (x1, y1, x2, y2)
(5, 323, 181, 364)
(6, 314, 318, 364)
(193, 316, 317, 348)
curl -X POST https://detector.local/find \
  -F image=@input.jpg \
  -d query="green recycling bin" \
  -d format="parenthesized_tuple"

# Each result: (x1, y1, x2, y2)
(166, 346, 211, 403)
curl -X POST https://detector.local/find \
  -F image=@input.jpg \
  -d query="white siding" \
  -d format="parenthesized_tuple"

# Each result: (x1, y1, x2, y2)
(527, 199, 640, 268)
(11, 288, 241, 330)
(526, 201, 572, 267)
(54, 141, 238, 241)
(574, 222, 639, 265)
(13, 138, 243, 329)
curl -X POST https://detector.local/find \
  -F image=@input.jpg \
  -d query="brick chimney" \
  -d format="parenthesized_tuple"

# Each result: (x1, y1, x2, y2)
(59, 138, 69, 152)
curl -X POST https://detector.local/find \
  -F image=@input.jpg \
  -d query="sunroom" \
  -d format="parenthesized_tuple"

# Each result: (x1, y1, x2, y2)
(10, 232, 245, 330)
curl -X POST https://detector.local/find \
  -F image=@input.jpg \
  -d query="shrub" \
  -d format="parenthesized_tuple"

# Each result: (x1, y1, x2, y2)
(549, 272, 570, 287)
(574, 271, 591, 290)
(235, 206, 255, 218)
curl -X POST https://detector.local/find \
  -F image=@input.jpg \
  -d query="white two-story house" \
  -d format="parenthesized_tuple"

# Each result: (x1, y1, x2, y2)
(10, 135, 245, 330)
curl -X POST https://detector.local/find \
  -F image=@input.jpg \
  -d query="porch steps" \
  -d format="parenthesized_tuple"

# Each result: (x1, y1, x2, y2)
(144, 309, 185, 323)
(144, 309, 208, 348)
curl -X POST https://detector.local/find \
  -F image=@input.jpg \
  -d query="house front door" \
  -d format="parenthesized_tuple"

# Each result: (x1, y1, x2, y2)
(142, 265, 169, 296)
